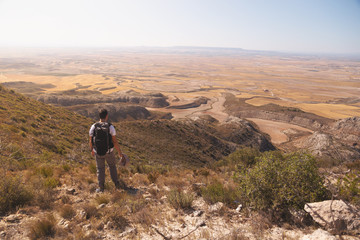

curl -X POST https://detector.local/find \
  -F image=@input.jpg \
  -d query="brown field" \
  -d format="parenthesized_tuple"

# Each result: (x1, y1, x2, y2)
(1, 48, 360, 135)
(247, 118, 313, 144)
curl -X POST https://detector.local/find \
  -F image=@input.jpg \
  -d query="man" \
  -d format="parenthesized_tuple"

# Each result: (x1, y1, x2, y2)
(89, 109, 124, 193)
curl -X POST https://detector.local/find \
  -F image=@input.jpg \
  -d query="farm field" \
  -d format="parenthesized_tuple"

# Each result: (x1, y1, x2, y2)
(1, 47, 360, 144)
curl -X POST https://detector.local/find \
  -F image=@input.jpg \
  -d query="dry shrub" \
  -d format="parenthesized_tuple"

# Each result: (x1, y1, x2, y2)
(167, 189, 194, 210)
(88, 162, 97, 175)
(249, 213, 272, 239)
(131, 173, 150, 186)
(94, 194, 110, 205)
(83, 204, 100, 219)
(0, 175, 33, 215)
(35, 187, 56, 210)
(127, 195, 147, 213)
(147, 171, 160, 183)
(133, 207, 154, 226)
(28, 214, 57, 240)
(59, 204, 76, 220)
(162, 175, 185, 189)
(60, 195, 71, 204)
(104, 207, 129, 231)
(111, 191, 127, 204)
(201, 181, 239, 208)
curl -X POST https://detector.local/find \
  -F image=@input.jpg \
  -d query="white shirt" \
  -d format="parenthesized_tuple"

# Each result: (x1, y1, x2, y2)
(89, 122, 116, 137)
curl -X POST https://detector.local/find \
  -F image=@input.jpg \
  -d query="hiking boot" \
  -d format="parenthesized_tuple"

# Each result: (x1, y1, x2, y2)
(95, 188, 104, 193)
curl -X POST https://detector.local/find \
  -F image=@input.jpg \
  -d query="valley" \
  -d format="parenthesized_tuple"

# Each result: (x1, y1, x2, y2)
(0, 47, 360, 239)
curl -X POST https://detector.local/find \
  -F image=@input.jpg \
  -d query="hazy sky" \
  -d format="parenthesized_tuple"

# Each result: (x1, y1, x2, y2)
(0, 0, 359, 54)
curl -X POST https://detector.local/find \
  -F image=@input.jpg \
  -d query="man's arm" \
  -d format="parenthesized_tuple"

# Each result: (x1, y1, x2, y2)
(89, 136, 95, 156)
(112, 135, 123, 159)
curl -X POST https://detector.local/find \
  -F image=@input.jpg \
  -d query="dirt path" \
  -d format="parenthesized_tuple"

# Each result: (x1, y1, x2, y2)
(148, 94, 230, 122)
(247, 118, 313, 144)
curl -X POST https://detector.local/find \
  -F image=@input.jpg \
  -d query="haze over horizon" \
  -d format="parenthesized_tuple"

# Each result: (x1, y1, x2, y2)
(0, 0, 360, 55)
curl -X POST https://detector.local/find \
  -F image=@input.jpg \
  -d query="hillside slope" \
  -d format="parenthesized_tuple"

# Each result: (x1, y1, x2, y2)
(0, 84, 92, 168)
(0, 84, 274, 169)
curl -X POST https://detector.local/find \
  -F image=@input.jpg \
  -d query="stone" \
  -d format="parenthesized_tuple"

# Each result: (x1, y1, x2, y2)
(208, 202, 224, 213)
(82, 224, 91, 231)
(235, 204, 242, 212)
(5, 214, 22, 223)
(304, 200, 360, 232)
(97, 203, 106, 209)
(0, 231, 6, 238)
(66, 188, 76, 195)
(192, 210, 204, 217)
(300, 229, 336, 240)
(119, 227, 137, 238)
(77, 210, 87, 220)
(58, 219, 70, 230)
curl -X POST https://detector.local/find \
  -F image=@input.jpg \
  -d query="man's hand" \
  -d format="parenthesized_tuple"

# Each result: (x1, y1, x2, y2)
(91, 149, 95, 157)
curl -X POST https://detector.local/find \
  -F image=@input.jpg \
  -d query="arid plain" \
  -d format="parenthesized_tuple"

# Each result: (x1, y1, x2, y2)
(1, 47, 360, 144)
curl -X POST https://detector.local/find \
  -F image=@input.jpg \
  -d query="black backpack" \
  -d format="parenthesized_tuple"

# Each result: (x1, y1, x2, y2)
(92, 122, 114, 156)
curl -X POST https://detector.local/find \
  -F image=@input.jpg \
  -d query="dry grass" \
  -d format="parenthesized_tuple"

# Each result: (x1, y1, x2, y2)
(59, 204, 76, 220)
(94, 193, 110, 205)
(3, 50, 360, 121)
(28, 214, 57, 240)
(133, 207, 154, 227)
(167, 189, 194, 210)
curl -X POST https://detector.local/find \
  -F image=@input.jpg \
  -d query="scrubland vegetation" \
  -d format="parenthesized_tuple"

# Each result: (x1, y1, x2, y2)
(0, 85, 359, 239)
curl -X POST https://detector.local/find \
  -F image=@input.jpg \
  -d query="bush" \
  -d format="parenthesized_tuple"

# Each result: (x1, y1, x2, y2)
(59, 204, 76, 219)
(83, 204, 99, 219)
(43, 177, 60, 188)
(167, 189, 194, 210)
(104, 207, 129, 231)
(235, 152, 329, 215)
(28, 214, 56, 240)
(201, 181, 239, 208)
(147, 171, 160, 183)
(337, 172, 360, 206)
(35, 187, 56, 210)
(0, 176, 33, 215)
(95, 194, 110, 205)
(37, 165, 54, 178)
(215, 147, 261, 171)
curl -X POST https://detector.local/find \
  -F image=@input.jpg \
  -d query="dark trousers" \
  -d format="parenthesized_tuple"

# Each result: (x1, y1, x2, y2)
(95, 151, 119, 189)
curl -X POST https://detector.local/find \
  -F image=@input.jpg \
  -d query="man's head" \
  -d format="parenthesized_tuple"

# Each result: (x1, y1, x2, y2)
(99, 109, 108, 120)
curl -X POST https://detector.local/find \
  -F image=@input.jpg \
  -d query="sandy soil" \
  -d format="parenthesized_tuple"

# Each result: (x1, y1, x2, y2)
(247, 118, 313, 144)
(147, 94, 229, 122)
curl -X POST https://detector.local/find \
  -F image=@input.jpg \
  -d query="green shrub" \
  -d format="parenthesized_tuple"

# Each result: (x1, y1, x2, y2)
(62, 164, 71, 172)
(43, 177, 60, 188)
(337, 172, 360, 206)
(217, 147, 261, 170)
(235, 152, 329, 214)
(201, 181, 239, 208)
(0, 176, 33, 215)
(167, 189, 194, 210)
(38, 165, 54, 178)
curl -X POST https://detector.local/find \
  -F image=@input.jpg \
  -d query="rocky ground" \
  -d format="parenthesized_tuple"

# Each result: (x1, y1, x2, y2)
(0, 168, 359, 240)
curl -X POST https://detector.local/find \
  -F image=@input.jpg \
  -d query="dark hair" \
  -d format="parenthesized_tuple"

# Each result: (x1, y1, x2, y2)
(99, 109, 108, 120)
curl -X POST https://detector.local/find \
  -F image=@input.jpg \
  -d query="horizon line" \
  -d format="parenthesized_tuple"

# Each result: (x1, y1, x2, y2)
(0, 45, 360, 57)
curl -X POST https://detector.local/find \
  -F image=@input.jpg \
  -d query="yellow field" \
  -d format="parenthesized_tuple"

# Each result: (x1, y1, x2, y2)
(1, 49, 360, 120)
(246, 97, 360, 119)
